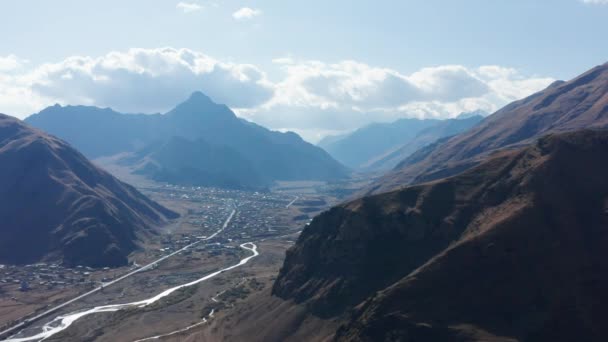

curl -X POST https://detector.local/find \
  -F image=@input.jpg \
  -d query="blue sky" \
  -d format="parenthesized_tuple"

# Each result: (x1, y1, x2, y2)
(0, 0, 607, 141)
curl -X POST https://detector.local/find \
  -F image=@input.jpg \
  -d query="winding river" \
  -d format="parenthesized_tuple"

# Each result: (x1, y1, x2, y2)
(5, 242, 259, 342)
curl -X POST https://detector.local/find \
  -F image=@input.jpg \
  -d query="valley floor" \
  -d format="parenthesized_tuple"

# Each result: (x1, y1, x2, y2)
(0, 179, 344, 342)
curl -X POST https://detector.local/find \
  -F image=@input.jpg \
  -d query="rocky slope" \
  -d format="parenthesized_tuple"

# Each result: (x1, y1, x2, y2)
(369, 62, 608, 194)
(273, 129, 608, 341)
(0, 114, 177, 267)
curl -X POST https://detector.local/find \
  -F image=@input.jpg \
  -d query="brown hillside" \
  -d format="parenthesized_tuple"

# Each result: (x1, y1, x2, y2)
(274, 129, 608, 341)
(0, 114, 177, 267)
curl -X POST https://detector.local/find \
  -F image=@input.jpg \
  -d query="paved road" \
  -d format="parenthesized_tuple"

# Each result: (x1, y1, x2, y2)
(0, 209, 237, 341)
(286, 196, 299, 208)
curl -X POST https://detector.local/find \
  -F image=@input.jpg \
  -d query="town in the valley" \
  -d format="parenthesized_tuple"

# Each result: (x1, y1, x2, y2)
(0, 178, 362, 340)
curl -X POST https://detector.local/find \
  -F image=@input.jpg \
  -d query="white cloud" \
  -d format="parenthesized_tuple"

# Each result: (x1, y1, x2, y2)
(409, 65, 489, 102)
(266, 61, 491, 111)
(0, 48, 553, 143)
(239, 60, 554, 142)
(0, 48, 274, 116)
(0, 55, 24, 72)
(272, 57, 295, 65)
(177, 2, 203, 13)
(581, 0, 608, 4)
(233, 7, 262, 20)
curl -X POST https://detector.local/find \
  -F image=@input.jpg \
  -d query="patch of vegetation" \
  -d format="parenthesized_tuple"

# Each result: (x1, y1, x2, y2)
(299, 199, 327, 206)
(299, 207, 322, 213)
(146, 284, 199, 311)
(222, 285, 251, 303)
(247, 278, 265, 291)
(293, 214, 310, 221)
(200, 302, 226, 318)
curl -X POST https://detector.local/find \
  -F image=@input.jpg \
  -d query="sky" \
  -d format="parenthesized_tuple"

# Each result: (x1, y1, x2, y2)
(0, 0, 607, 142)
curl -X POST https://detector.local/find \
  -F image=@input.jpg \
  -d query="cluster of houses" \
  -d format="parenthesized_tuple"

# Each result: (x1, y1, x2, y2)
(1, 185, 325, 298)
(0, 263, 97, 293)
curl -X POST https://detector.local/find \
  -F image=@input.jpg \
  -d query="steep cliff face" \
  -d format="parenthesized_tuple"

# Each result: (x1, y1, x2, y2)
(369, 62, 608, 194)
(273, 130, 608, 341)
(0, 114, 177, 267)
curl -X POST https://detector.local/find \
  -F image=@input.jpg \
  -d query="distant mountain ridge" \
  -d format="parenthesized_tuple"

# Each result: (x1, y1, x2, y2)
(0, 114, 177, 267)
(319, 113, 484, 171)
(24, 104, 163, 158)
(364, 115, 484, 171)
(318, 118, 440, 169)
(26, 92, 348, 188)
(369, 62, 608, 194)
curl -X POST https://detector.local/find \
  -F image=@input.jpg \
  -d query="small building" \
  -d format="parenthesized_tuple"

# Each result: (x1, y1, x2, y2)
(20, 280, 30, 291)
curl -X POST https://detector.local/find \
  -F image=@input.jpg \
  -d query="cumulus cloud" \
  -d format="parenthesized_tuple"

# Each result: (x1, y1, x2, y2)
(177, 2, 203, 13)
(239, 60, 554, 142)
(17, 48, 274, 114)
(233, 7, 262, 20)
(581, 0, 608, 4)
(0, 55, 24, 72)
(272, 57, 295, 65)
(0, 48, 553, 143)
(262, 61, 493, 111)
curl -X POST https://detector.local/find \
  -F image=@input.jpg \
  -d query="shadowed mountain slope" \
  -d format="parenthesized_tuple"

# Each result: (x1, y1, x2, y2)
(0, 114, 177, 267)
(129, 136, 266, 189)
(273, 129, 608, 342)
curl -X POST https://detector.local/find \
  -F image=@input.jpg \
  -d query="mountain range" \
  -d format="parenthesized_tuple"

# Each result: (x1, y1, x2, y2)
(196, 62, 608, 342)
(365, 115, 484, 171)
(319, 112, 484, 171)
(0, 114, 177, 268)
(318, 118, 440, 169)
(26, 92, 348, 189)
(273, 129, 608, 341)
(368, 62, 608, 194)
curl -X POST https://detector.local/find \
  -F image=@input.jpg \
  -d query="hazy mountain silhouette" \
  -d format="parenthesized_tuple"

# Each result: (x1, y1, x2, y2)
(25, 104, 163, 158)
(318, 118, 440, 169)
(26, 92, 348, 188)
(319, 113, 484, 171)
(0, 114, 177, 268)
(363, 115, 483, 171)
